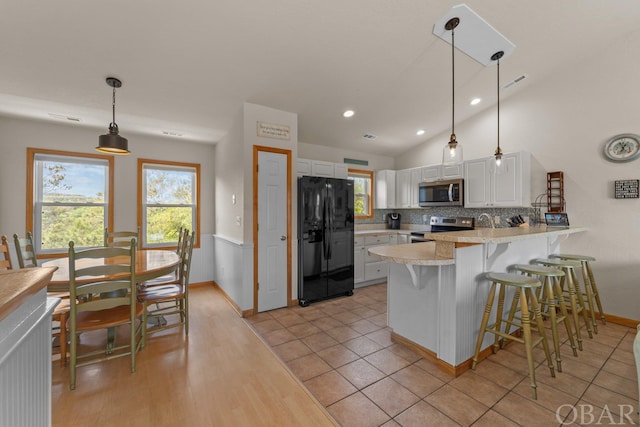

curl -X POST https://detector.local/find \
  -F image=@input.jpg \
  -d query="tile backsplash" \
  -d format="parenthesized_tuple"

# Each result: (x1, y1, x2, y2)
(358, 207, 537, 228)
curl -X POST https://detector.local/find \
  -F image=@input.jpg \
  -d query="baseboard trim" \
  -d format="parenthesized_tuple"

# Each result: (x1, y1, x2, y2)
(210, 280, 254, 317)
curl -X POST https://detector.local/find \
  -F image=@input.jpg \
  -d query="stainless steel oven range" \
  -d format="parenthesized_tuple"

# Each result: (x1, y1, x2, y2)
(409, 216, 475, 243)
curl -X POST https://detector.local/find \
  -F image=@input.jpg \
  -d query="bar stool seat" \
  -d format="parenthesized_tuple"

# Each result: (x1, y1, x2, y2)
(472, 272, 555, 400)
(535, 258, 594, 349)
(551, 253, 604, 328)
(513, 264, 578, 372)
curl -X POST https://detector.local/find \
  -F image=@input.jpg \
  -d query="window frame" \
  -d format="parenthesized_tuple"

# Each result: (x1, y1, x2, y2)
(348, 168, 374, 219)
(26, 147, 114, 258)
(137, 158, 201, 249)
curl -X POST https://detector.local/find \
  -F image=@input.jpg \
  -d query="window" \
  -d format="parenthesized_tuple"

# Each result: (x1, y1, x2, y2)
(348, 169, 374, 219)
(27, 148, 114, 256)
(138, 159, 200, 249)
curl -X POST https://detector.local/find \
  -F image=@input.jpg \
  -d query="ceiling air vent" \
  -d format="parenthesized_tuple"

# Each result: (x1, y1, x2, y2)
(48, 113, 81, 122)
(362, 133, 377, 140)
(162, 130, 184, 137)
(503, 74, 527, 90)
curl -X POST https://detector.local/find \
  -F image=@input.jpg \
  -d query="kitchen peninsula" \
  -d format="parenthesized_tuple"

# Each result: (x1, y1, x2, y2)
(368, 225, 586, 376)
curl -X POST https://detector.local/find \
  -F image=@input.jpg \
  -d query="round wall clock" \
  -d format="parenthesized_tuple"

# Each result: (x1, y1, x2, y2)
(604, 134, 640, 162)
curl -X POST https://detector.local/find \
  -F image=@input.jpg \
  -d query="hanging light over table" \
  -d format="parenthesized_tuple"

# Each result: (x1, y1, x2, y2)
(443, 17, 463, 165)
(97, 77, 130, 155)
(491, 51, 505, 173)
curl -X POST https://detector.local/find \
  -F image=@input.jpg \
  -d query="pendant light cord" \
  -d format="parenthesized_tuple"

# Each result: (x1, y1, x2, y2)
(451, 26, 455, 136)
(111, 86, 117, 126)
(496, 58, 500, 151)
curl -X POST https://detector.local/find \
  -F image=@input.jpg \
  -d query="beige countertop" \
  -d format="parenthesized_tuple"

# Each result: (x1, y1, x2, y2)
(420, 225, 587, 244)
(367, 242, 455, 266)
(367, 226, 587, 266)
(0, 267, 58, 322)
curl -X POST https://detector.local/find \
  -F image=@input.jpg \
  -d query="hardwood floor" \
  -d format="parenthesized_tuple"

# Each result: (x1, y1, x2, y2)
(51, 283, 638, 426)
(51, 286, 338, 427)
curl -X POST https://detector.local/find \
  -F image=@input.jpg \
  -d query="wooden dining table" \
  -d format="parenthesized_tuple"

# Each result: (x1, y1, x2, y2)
(42, 249, 181, 292)
(42, 249, 180, 353)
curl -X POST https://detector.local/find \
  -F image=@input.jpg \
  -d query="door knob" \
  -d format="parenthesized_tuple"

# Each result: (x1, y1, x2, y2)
(280, 235, 287, 241)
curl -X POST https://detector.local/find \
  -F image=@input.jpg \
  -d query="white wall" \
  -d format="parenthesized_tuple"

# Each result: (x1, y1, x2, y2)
(396, 30, 640, 321)
(298, 141, 395, 171)
(212, 103, 299, 310)
(0, 116, 216, 280)
(214, 107, 245, 242)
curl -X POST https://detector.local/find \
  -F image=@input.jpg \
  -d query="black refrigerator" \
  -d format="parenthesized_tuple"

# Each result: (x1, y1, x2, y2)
(298, 176, 354, 306)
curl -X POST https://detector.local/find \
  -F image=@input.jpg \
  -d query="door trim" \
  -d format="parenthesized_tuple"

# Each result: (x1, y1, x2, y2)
(253, 145, 292, 313)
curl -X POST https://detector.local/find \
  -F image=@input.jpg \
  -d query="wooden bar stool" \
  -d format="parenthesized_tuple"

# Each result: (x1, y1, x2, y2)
(472, 272, 555, 400)
(551, 254, 604, 330)
(513, 264, 578, 372)
(535, 258, 593, 350)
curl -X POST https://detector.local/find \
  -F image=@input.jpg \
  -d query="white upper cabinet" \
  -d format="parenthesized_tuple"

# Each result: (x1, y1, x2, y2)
(311, 160, 335, 177)
(397, 166, 435, 208)
(297, 158, 349, 179)
(420, 163, 463, 182)
(334, 163, 348, 179)
(464, 151, 531, 208)
(375, 170, 396, 209)
(410, 168, 422, 208)
(297, 159, 312, 177)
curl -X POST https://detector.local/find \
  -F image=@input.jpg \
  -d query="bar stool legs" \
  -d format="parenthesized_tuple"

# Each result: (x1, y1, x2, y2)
(472, 272, 555, 400)
(535, 259, 593, 350)
(552, 254, 605, 329)
(513, 264, 578, 373)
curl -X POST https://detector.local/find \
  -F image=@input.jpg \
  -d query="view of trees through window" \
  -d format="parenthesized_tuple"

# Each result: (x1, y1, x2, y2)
(142, 162, 198, 247)
(348, 169, 373, 218)
(34, 154, 109, 251)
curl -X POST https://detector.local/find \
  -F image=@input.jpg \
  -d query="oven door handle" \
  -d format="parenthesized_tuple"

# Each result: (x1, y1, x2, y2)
(448, 184, 453, 202)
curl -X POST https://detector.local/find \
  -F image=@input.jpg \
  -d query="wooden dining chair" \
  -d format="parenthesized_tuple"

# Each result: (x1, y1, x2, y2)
(68, 238, 144, 390)
(13, 232, 71, 366)
(138, 228, 189, 289)
(137, 232, 195, 348)
(13, 232, 38, 268)
(104, 227, 140, 248)
(0, 235, 12, 270)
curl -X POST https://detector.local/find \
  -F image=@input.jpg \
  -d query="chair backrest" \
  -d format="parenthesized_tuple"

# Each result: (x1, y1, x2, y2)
(104, 227, 140, 248)
(176, 228, 189, 256)
(178, 232, 195, 287)
(68, 239, 137, 321)
(13, 232, 38, 268)
(0, 235, 13, 270)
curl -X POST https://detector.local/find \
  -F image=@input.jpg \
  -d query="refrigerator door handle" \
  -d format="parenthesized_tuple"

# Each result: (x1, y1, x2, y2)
(327, 188, 333, 260)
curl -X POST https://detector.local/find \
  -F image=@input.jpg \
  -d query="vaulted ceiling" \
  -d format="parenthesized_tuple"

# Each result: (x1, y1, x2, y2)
(2, 1, 639, 156)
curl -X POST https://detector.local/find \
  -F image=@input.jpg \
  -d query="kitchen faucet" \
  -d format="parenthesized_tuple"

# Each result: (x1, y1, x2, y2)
(478, 213, 495, 229)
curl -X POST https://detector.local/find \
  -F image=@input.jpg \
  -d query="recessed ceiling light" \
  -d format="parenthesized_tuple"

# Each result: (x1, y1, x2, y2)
(416, 129, 425, 136)
(470, 98, 481, 106)
(342, 109, 355, 118)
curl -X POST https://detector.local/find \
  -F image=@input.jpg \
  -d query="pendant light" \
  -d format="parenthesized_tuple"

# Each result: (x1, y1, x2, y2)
(443, 17, 463, 165)
(491, 51, 505, 174)
(97, 77, 130, 155)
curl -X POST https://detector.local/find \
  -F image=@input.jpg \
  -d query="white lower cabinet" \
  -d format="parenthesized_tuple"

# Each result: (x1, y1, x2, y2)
(354, 237, 365, 283)
(355, 233, 401, 285)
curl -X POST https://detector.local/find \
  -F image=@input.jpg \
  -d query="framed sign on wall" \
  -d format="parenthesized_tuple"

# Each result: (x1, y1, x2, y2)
(614, 179, 639, 199)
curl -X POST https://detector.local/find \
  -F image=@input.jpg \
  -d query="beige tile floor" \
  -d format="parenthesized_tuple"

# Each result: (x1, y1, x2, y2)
(245, 283, 639, 427)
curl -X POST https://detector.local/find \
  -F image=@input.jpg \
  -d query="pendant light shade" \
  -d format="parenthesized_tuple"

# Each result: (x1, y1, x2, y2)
(491, 51, 505, 174)
(443, 17, 463, 165)
(97, 77, 130, 155)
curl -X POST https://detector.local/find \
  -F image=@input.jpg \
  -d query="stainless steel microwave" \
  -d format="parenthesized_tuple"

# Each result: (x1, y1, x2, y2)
(418, 178, 464, 207)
